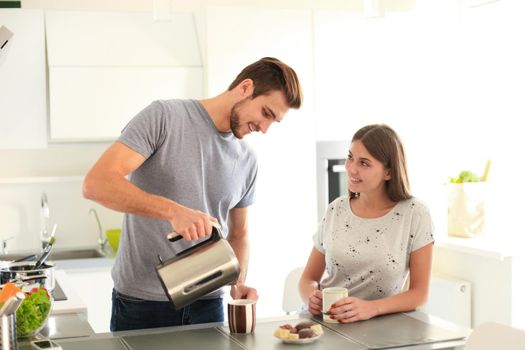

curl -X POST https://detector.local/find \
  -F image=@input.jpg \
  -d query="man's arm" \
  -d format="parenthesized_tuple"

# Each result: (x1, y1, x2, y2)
(227, 207, 258, 300)
(83, 141, 217, 240)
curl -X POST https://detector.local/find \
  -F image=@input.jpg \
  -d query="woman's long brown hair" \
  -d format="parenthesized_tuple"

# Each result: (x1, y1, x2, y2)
(350, 124, 412, 202)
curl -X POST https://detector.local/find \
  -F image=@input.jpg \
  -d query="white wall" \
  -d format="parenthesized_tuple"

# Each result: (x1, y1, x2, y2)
(0, 144, 124, 251)
(314, 1, 525, 242)
(0, 180, 123, 251)
(205, 6, 317, 317)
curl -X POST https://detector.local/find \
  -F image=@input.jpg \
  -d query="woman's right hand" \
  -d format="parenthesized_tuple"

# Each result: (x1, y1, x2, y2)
(308, 289, 323, 316)
(169, 204, 219, 240)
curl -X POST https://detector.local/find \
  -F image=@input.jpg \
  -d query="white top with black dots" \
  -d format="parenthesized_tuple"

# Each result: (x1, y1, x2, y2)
(313, 196, 434, 300)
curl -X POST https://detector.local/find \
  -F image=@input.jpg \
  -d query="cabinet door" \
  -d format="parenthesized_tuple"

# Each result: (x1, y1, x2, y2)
(65, 268, 113, 333)
(45, 10, 203, 141)
(0, 9, 47, 149)
(206, 7, 317, 318)
(48, 67, 202, 140)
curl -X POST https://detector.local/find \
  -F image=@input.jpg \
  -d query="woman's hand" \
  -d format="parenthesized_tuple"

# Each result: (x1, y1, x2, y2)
(328, 297, 380, 323)
(308, 289, 323, 316)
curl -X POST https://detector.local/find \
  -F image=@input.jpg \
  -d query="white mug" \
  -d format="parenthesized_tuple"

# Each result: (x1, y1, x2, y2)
(322, 287, 348, 323)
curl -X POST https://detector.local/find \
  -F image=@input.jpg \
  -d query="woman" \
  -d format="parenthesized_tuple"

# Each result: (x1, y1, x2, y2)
(300, 124, 434, 323)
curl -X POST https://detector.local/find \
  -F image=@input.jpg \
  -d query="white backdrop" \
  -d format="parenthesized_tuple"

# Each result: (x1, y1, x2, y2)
(314, 1, 525, 242)
(206, 7, 317, 317)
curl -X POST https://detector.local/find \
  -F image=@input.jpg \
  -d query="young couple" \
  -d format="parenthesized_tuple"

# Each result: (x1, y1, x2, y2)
(83, 57, 433, 331)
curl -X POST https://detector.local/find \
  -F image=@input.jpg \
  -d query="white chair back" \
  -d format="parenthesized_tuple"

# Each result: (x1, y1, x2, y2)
(465, 322, 525, 350)
(282, 267, 304, 314)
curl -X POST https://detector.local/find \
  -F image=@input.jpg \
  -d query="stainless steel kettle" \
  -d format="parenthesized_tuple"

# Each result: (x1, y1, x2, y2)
(156, 225, 240, 309)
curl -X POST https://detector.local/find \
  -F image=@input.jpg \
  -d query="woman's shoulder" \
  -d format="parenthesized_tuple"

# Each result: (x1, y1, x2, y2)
(397, 197, 431, 216)
(328, 196, 350, 209)
(323, 196, 350, 217)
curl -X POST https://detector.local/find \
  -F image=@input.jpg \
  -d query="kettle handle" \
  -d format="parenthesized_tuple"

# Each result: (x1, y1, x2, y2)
(166, 224, 222, 243)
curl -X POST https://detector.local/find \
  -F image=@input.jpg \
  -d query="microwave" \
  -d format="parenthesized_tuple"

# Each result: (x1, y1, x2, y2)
(316, 141, 349, 221)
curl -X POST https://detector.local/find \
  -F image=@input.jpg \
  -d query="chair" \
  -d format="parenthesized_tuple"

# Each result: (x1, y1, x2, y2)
(282, 267, 305, 315)
(464, 322, 525, 350)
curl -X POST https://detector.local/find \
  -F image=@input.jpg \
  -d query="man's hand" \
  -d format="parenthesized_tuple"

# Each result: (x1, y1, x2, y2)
(169, 204, 219, 240)
(230, 283, 258, 301)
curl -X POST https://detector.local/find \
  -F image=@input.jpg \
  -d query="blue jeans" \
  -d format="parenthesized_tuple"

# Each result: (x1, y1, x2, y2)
(110, 289, 224, 332)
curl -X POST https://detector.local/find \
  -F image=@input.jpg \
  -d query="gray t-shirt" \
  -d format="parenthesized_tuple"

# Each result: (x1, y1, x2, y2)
(112, 99, 258, 301)
(313, 196, 434, 300)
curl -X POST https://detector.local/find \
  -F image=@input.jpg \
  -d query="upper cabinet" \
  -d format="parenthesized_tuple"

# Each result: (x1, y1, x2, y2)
(0, 9, 47, 149)
(45, 11, 203, 141)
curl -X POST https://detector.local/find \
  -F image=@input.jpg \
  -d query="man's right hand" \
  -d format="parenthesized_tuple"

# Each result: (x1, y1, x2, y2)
(170, 203, 219, 240)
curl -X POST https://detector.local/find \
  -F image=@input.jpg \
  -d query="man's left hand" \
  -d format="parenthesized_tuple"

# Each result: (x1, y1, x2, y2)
(230, 283, 258, 301)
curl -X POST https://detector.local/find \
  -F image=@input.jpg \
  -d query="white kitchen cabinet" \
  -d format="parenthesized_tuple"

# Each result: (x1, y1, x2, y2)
(45, 10, 204, 141)
(205, 7, 317, 318)
(433, 238, 525, 329)
(64, 264, 113, 333)
(48, 67, 202, 140)
(52, 270, 88, 316)
(0, 9, 47, 149)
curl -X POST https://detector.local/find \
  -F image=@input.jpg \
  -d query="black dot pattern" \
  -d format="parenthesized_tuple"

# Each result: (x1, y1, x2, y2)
(313, 196, 434, 300)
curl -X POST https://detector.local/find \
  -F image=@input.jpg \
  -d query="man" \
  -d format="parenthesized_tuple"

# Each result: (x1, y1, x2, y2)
(82, 57, 302, 331)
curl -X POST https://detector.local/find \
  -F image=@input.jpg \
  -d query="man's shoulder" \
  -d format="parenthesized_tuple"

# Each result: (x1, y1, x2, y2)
(239, 139, 257, 156)
(150, 99, 206, 126)
(153, 98, 194, 111)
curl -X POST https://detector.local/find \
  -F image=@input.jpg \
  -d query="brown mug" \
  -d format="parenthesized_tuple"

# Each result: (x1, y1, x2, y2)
(227, 299, 256, 333)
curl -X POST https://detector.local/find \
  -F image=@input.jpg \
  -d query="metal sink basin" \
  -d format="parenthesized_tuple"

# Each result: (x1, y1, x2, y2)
(48, 248, 106, 260)
(1, 248, 106, 262)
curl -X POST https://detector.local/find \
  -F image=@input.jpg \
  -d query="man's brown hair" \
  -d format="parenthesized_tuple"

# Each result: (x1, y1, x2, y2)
(228, 57, 302, 109)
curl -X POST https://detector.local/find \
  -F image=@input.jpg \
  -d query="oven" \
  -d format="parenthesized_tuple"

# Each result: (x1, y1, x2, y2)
(316, 141, 350, 220)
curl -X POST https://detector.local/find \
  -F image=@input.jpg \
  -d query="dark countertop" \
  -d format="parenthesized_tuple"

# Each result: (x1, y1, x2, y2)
(17, 311, 468, 350)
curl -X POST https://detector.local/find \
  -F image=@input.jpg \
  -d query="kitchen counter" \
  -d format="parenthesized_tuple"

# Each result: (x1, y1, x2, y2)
(435, 236, 525, 260)
(17, 311, 469, 350)
(51, 270, 88, 315)
(38, 313, 95, 340)
(52, 255, 115, 271)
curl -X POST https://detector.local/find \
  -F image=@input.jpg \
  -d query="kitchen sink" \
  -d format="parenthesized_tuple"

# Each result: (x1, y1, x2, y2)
(0, 248, 106, 262)
(48, 248, 106, 260)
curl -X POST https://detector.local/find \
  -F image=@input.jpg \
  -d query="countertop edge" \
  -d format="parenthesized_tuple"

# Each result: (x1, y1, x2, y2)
(51, 269, 88, 315)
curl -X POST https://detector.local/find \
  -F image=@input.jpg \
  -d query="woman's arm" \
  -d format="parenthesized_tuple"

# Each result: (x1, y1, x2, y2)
(329, 242, 433, 323)
(299, 247, 326, 315)
(372, 242, 433, 314)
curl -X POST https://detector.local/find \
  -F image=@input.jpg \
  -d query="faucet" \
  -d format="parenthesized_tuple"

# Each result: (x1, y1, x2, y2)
(0, 236, 14, 255)
(89, 208, 107, 252)
(40, 192, 50, 250)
